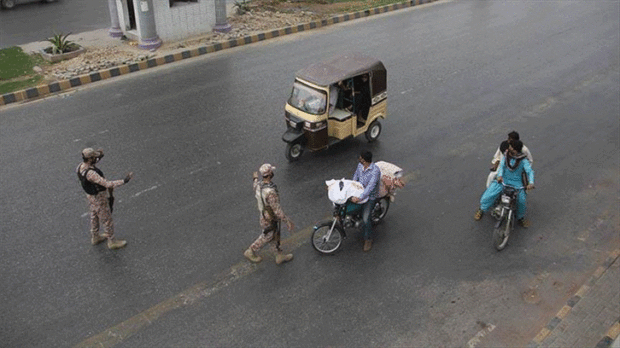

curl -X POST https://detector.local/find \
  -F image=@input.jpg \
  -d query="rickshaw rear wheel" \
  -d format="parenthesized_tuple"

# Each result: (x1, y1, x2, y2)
(285, 142, 304, 162)
(365, 121, 382, 142)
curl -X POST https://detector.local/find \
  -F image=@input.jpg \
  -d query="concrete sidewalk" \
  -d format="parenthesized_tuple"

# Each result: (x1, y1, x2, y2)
(529, 249, 620, 348)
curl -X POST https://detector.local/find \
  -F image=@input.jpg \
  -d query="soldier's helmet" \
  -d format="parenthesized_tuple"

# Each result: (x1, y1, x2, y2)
(259, 163, 276, 177)
(82, 148, 103, 160)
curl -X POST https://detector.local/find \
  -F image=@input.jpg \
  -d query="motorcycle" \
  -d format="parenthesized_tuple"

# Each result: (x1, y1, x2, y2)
(312, 162, 405, 254)
(490, 182, 521, 251)
(311, 194, 390, 254)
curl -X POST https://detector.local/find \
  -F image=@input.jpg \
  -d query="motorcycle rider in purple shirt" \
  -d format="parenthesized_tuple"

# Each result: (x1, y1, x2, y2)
(350, 150, 382, 252)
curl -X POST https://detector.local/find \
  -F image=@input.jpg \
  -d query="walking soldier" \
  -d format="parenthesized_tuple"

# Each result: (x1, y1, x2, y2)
(244, 164, 295, 264)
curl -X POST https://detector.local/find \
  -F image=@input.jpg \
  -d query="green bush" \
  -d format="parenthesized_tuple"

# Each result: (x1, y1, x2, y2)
(46, 32, 75, 54)
(233, 0, 251, 14)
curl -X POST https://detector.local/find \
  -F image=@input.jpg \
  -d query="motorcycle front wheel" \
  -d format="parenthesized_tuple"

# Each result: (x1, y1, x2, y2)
(493, 212, 512, 251)
(371, 197, 390, 225)
(312, 220, 344, 254)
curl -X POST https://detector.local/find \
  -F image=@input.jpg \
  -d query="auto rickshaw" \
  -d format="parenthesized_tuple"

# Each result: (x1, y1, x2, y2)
(282, 53, 387, 161)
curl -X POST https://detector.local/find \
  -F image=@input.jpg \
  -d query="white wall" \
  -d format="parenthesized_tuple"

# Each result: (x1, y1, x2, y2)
(152, 0, 217, 41)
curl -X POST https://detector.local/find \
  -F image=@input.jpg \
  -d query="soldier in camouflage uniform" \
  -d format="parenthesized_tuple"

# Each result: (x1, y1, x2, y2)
(76, 148, 133, 249)
(244, 164, 295, 264)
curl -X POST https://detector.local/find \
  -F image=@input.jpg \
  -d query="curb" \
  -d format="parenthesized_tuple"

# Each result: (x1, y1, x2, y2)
(528, 248, 620, 348)
(596, 319, 620, 348)
(0, 0, 440, 107)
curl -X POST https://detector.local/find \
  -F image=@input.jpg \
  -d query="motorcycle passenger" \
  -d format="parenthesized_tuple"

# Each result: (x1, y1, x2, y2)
(487, 131, 534, 188)
(475, 140, 535, 227)
(350, 150, 382, 252)
(486, 140, 510, 188)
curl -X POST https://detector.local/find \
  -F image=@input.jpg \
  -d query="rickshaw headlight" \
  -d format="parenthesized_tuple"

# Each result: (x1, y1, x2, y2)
(304, 121, 327, 131)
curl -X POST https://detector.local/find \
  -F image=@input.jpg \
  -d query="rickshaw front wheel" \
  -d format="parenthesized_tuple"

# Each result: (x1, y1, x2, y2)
(365, 121, 382, 142)
(285, 142, 304, 162)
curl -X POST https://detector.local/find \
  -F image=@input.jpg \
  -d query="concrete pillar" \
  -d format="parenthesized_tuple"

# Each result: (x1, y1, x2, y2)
(213, 0, 232, 33)
(107, 0, 123, 38)
(135, 0, 162, 50)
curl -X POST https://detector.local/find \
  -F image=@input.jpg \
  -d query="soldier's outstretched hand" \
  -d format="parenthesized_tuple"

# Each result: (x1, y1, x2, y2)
(124, 172, 134, 183)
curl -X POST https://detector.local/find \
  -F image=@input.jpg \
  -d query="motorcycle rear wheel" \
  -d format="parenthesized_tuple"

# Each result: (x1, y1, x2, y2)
(312, 221, 344, 254)
(371, 197, 390, 225)
(493, 214, 511, 251)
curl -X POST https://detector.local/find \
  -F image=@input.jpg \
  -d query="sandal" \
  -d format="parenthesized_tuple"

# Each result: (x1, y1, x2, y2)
(474, 209, 483, 221)
(518, 218, 530, 228)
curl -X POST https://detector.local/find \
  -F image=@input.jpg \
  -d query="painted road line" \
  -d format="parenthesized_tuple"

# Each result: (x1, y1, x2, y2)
(74, 171, 419, 347)
(74, 225, 315, 348)
(467, 322, 496, 348)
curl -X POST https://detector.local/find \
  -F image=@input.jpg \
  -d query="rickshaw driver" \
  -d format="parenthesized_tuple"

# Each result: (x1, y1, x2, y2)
(350, 150, 382, 252)
(353, 74, 371, 124)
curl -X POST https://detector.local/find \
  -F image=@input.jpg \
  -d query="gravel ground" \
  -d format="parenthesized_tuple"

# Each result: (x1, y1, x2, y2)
(19, 7, 327, 82)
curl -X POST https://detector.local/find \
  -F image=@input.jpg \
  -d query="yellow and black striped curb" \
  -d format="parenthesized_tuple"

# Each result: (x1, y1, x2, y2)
(1, 0, 441, 108)
(528, 248, 620, 348)
(597, 319, 620, 348)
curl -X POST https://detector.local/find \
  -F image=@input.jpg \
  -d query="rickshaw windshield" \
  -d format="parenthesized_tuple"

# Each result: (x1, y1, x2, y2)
(288, 82, 327, 115)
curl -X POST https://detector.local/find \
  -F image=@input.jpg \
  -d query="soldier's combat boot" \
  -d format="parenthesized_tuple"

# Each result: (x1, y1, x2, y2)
(244, 248, 262, 263)
(91, 234, 106, 245)
(107, 239, 127, 250)
(275, 252, 293, 264)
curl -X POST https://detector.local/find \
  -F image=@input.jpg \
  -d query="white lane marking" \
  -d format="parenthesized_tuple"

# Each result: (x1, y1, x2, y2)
(81, 212, 89, 218)
(132, 185, 159, 198)
(468, 323, 496, 348)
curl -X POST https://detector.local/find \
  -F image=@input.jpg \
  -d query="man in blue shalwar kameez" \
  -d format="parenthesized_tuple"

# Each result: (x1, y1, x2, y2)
(475, 140, 535, 226)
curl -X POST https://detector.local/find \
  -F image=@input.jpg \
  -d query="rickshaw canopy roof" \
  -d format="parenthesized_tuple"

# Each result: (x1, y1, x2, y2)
(295, 53, 386, 86)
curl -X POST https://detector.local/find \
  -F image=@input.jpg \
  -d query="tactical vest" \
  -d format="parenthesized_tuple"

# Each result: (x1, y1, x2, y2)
(255, 181, 278, 220)
(77, 166, 107, 195)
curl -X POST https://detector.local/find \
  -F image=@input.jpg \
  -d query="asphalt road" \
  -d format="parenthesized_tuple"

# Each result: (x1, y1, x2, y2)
(0, 0, 109, 48)
(1, 1, 618, 347)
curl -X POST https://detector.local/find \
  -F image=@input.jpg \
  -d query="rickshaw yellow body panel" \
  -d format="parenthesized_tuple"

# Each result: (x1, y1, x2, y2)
(328, 114, 355, 140)
(353, 99, 387, 137)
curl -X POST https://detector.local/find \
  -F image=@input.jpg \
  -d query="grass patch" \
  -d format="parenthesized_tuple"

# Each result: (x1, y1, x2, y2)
(0, 76, 45, 95)
(0, 47, 36, 80)
(331, 0, 410, 13)
(0, 46, 49, 95)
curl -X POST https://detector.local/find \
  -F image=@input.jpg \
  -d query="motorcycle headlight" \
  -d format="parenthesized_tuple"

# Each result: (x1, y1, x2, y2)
(501, 195, 511, 204)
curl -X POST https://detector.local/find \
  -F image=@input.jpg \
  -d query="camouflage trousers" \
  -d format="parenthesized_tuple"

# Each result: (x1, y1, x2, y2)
(250, 221, 281, 252)
(86, 192, 115, 239)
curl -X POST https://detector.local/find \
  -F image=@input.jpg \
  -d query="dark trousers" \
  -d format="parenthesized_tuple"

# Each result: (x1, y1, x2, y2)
(346, 199, 376, 241)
